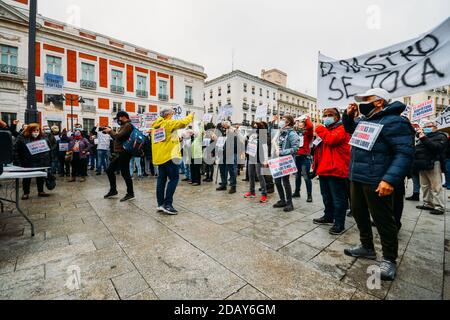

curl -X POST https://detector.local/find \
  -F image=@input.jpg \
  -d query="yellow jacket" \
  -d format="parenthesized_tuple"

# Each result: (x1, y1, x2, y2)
(151, 114, 194, 166)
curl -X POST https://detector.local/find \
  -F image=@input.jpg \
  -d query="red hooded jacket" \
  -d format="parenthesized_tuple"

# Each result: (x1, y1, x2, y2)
(297, 118, 314, 156)
(313, 123, 351, 178)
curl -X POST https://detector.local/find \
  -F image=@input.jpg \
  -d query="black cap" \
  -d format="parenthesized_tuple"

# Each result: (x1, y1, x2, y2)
(114, 111, 130, 120)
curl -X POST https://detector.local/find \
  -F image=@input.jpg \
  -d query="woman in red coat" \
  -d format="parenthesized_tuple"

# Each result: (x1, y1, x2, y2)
(312, 108, 351, 235)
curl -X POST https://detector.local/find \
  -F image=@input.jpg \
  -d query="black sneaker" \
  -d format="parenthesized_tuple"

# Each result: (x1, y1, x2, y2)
(163, 205, 179, 216)
(313, 216, 334, 225)
(329, 225, 346, 235)
(430, 209, 444, 216)
(104, 190, 118, 199)
(120, 194, 135, 202)
(344, 245, 377, 260)
(216, 186, 227, 191)
(273, 200, 287, 208)
(292, 193, 301, 198)
(283, 203, 294, 212)
(416, 205, 434, 211)
(307, 194, 313, 203)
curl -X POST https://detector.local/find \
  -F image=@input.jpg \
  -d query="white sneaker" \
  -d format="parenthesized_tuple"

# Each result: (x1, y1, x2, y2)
(157, 206, 165, 213)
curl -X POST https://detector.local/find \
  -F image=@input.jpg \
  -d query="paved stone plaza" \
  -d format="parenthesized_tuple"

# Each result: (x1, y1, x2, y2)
(0, 174, 449, 300)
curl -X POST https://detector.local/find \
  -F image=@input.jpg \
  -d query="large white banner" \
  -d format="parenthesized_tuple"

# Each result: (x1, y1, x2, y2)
(318, 17, 450, 109)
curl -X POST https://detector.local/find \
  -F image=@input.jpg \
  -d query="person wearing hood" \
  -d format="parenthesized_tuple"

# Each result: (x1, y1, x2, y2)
(312, 108, 351, 236)
(152, 108, 194, 215)
(342, 88, 415, 282)
(413, 120, 448, 216)
(271, 115, 301, 212)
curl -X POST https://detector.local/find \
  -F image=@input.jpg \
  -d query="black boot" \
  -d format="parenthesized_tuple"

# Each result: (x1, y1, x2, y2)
(307, 194, 313, 203)
(405, 193, 420, 201)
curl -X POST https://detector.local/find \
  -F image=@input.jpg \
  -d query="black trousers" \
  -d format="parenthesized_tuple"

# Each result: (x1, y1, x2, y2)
(351, 181, 398, 263)
(58, 153, 70, 176)
(71, 153, 82, 178)
(394, 183, 405, 230)
(275, 176, 293, 204)
(205, 164, 215, 180)
(190, 163, 202, 184)
(106, 152, 134, 196)
(23, 177, 45, 195)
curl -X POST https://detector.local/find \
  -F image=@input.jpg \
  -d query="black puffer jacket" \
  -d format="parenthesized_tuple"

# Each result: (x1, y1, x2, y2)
(413, 131, 448, 172)
(13, 134, 52, 168)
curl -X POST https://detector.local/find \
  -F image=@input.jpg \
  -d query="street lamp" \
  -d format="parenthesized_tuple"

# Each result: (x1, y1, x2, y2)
(25, 0, 38, 124)
(49, 94, 85, 131)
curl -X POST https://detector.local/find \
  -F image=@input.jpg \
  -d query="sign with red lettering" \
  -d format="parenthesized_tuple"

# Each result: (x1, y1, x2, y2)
(349, 122, 384, 151)
(411, 99, 435, 122)
(268, 155, 298, 179)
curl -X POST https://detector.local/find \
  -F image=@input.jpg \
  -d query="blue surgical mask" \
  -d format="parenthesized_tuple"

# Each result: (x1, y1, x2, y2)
(278, 121, 286, 129)
(423, 128, 433, 135)
(323, 117, 336, 127)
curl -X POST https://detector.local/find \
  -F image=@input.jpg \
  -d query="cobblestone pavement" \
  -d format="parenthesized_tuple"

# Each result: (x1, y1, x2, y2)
(0, 173, 449, 300)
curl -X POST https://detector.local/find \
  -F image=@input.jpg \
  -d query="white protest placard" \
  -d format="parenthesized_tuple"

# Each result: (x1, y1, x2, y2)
(217, 105, 233, 123)
(202, 138, 211, 147)
(59, 143, 69, 152)
(268, 155, 298, 179)
(144, 112, 158, 123)
(173, 105, 186, 120)
(130, 115, 142, 126)
(349, 122, 384, 151)
(436, 106, 450, 130)
(27, 140, 50, 155)
(216, 137, 226, 149)
(256, 105, 268, 120)
(317, 17, 450, 109)
(203, 114, 213, 123)
(153, 128, 166, 144)
(411, 99, 435, 122)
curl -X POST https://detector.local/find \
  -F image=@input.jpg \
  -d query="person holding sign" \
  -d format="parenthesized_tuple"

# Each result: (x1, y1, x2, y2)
(57, 129, 71, 177)
(152, 108, 194, 215)
(312, 108, 351, 236)
(342, 88, 415, 282)
(13, 124, 52, 200)
(293, 115, 314, 203)
(271, 115, 301, 213)
(243, 121, 270, 204)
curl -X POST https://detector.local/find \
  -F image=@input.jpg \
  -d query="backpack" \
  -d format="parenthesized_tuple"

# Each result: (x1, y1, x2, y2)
(123, 125, 146, 156)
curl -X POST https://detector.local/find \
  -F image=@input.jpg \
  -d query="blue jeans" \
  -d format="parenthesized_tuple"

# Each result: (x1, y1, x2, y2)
(89, 153, 96, 168)
(219, 164, 237, 187)
(445, 160, 450, 189)
(51, 158, 59, 175)
(319, 176, 348, 229)
(184, 163, 191, 180)
(129, 157, 142, 177)
(412, 173, 421, 194)
(96, 149, 109, 173)
(294, 156, 313, 195)
(179, 160, 185, 174)
(157, 160, 180, 207)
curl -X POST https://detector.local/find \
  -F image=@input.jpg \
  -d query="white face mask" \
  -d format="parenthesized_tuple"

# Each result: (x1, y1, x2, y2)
(32, 132, 40, 138)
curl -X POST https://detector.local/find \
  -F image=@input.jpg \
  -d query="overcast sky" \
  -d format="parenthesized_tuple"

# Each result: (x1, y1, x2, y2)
(38, 0, 450, 96)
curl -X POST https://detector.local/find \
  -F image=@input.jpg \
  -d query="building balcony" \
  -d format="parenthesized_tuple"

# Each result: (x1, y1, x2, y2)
(251, 106, 257, 112)
(159, 94, 169, 101)
(82, 104, 97, 113)
(208, 107, 214, 113)
(111, 85, 124, 94)
(243, 104, 249, 111)
(137, 90, 149, 98)
(267, 109, 272, 115)
(273, 110, 278, 115)
(80, 79, 97, 90)
(185, 98, 194, 105)
(0, 64, 27, 80)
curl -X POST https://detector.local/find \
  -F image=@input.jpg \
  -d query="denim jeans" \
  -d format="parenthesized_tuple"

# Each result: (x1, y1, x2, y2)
(294, 155, 313, 195)
(412, 173, 421, 194)
(319, 176, 348, 229)
(96, 149, 109, 173)
(445, 159, 450, 189)
(130, 157, 142, 177)
(89, 153, 96, 168)
(51, 159, 59, 175)
(157, 160, 180, 207)
(184, 163, 191, 180)
(219, 164, 237, 187)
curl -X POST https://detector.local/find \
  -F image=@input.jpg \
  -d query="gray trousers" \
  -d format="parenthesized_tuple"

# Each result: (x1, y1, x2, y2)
(420, 161, 446, 212)
(249, 163, 267, 196)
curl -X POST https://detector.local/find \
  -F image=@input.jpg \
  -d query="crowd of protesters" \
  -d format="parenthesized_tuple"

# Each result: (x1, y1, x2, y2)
(2, 87, 449, 283)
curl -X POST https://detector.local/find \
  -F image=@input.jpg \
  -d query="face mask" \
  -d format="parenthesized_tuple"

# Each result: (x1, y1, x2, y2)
(323, 117, 336, 127)
(423, 128, 433, 135)
(278, 121, 286, 129)
(359, 102, 377, 117)
(32, 132, 39, 138)
(45, 130, 51, 134)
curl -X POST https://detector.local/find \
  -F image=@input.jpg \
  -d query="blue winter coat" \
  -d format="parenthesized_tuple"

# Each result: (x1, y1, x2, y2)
(342, 101, 415, 187)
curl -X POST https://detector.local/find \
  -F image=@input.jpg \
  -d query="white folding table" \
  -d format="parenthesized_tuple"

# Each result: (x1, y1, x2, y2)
(0, 168, 48, 237)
